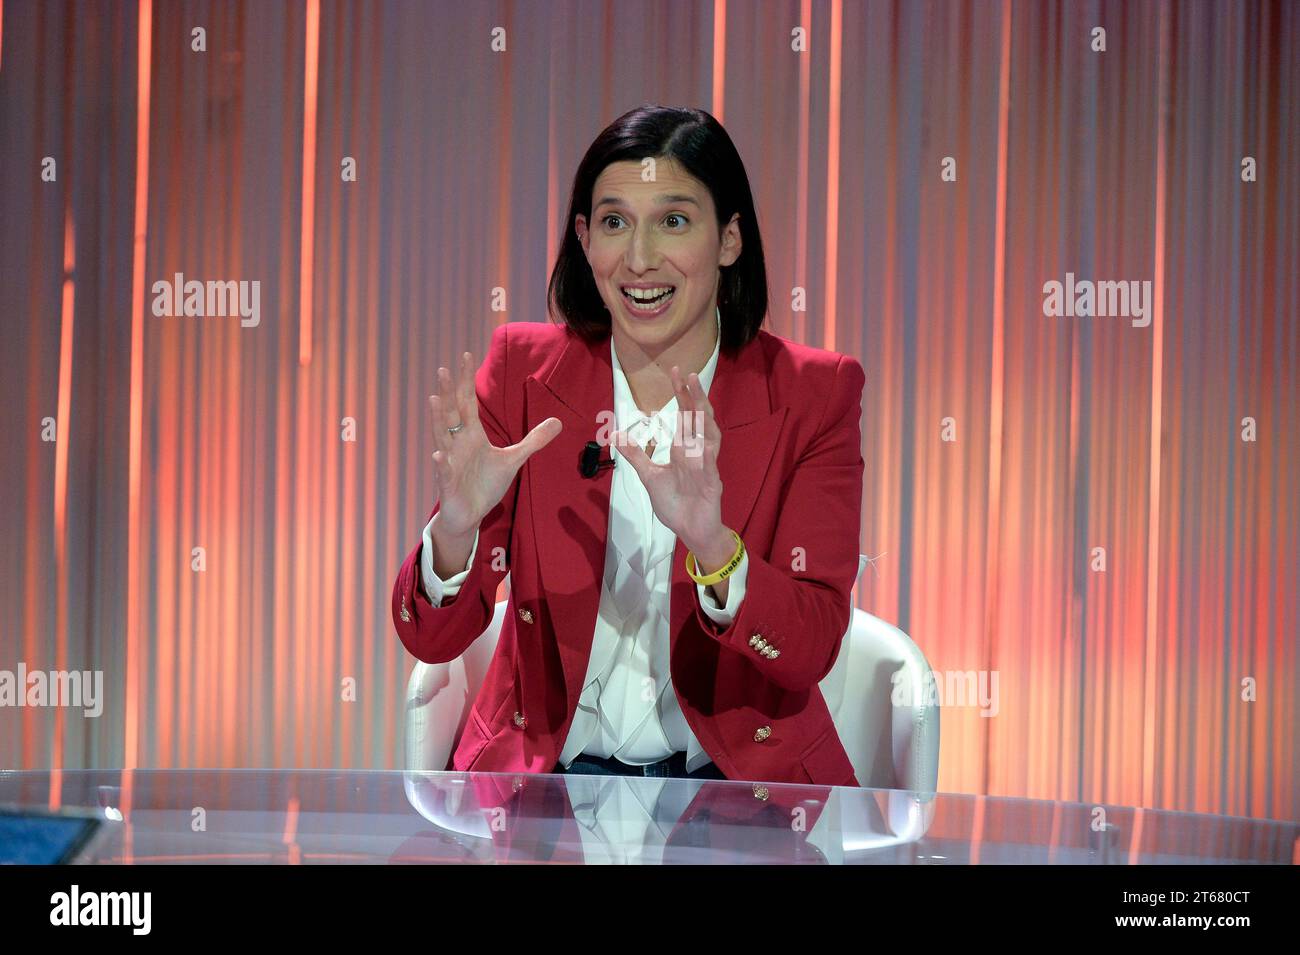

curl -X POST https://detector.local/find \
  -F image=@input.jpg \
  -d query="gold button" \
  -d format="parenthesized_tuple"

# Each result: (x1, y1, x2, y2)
(754, 725, 771, 742)
(752, 784, 770, 801)
(518, 607, 534, 624)
(513, 711, 527, 729)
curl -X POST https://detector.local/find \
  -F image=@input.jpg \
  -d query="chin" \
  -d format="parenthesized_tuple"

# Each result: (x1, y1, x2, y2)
(619, 320, 677, 344)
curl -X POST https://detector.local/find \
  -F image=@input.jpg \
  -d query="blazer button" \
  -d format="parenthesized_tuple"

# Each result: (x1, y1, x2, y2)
(752, 784, 770, 801)
(518, 607, 533, 624)
(753, 725, 772, 742)
(513, 711, 527, 729)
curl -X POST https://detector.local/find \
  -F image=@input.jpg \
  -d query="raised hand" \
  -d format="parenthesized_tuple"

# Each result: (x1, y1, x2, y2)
(611, 365, 731, 564)
(428, 349, 561, 539)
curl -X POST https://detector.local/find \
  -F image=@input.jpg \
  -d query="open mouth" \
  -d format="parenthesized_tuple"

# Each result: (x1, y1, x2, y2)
(621, 286, 676, 311)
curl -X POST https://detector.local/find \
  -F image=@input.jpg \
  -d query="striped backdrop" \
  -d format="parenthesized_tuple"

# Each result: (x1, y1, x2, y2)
(0, 0, 1295, 822)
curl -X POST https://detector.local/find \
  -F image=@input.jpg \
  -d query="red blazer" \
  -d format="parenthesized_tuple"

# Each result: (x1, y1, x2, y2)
(393, 320, 867, 786)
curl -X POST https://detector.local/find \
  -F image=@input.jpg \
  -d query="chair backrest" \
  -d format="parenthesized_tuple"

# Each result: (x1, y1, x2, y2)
(822, 608, 940, 793)
(405, 560, 940, 794)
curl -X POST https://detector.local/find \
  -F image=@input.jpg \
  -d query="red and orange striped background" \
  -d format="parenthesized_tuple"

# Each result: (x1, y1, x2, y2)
(0, 0, 1295, 821)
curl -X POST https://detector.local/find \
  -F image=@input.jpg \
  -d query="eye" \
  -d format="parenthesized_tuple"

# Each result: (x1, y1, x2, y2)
(601, 214, 624, 229)
(664, 213, 688, 228)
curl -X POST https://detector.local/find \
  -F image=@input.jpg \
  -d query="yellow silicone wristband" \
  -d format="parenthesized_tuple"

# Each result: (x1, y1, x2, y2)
(686, 530, 745, 586)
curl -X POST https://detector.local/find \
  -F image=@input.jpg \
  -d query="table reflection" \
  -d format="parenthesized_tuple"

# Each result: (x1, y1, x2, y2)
(0, 770, 1291, 865)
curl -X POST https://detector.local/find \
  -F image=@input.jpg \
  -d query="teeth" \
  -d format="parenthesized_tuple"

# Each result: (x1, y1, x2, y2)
(624, 287, 674, 312)
(623, 286, 674, 301)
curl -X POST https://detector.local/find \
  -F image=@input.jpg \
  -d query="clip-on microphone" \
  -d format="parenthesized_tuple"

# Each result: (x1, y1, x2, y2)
(579, 440, 616, 478)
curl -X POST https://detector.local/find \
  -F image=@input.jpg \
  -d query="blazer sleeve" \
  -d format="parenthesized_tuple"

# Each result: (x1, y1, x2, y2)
(392, 323, 519, 664)
(691, 353, 866, 692)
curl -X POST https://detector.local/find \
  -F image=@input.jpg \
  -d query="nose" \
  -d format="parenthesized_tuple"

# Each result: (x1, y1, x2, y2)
(624, 222, 659, 273)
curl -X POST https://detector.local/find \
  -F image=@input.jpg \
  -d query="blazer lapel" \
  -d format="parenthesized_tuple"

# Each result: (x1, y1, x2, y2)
(668, 333, 786, 688)
(525, 331, 617, 712)
(526, 328, 787, 711)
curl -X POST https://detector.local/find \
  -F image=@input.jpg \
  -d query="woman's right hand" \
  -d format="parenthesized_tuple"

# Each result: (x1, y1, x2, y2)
(428, 350, 562, 539)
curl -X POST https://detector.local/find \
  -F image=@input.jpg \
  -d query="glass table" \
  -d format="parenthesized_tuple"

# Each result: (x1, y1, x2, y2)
(0, 770, 1293, 865)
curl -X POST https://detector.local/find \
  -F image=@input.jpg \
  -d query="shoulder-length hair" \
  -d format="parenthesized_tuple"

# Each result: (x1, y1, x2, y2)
(547, 105, 769, 354)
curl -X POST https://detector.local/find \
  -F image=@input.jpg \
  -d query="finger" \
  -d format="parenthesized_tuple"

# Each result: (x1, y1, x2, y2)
(673, 425, 714, 500)
(438, 367, 467, 452)
(429, 393, 451, 460)
(428, 400, 448, 491)
(430, 447, 446, 491)
(433, 374, 457, 449)
(436, 365, 459, 432)
(455, 350, 481, 434)
(671, 365, 694, 417)
(675, 368, 716, 448)
(688, 408, 720, 486)
(511, 416, 562, 465)
(674, 414, 702, 473)
(664, 366, 691, 456)
(612, 429, 649, 478)
(683, 398, 709, 467)
(701, 435, 720, 486)
(686, 372, 719, 440)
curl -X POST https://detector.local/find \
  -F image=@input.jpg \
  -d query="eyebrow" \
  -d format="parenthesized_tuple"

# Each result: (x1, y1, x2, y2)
(593, 193, 701, 210)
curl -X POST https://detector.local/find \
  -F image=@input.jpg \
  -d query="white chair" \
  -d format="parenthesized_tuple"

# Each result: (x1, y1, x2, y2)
(404, 557, 941, 795)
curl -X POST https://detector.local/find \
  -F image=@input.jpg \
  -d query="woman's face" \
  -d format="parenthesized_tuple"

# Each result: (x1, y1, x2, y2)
(576, 158, 741, 352)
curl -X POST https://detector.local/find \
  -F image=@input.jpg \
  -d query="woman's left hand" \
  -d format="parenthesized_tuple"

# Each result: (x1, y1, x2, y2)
(611, 366, 735, 568)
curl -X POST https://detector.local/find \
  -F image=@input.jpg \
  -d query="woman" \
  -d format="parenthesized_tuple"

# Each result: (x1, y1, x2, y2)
(392, 105, 866, 786)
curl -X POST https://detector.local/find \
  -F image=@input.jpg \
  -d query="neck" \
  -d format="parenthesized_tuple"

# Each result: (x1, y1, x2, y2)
(614, 311, 719, 414)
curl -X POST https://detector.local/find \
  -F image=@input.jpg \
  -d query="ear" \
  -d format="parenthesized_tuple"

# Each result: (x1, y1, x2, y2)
(720, 213, 742, 267)
(575, 214, 589, 257)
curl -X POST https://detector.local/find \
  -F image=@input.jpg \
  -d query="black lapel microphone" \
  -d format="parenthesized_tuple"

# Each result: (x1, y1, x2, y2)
(579, 439, 616, 478)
